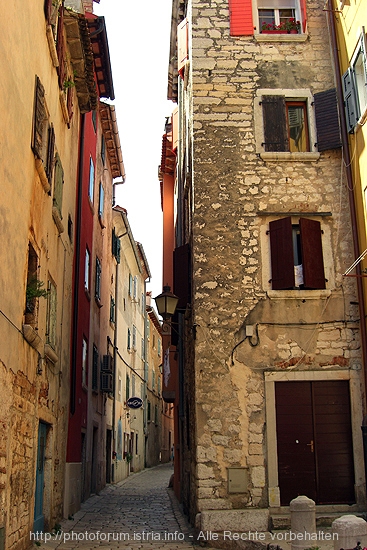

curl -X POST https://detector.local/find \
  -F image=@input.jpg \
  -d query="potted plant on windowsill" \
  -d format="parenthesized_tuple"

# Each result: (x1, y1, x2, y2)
(285, 18, 301, 33)
(261, 18, 300, 34)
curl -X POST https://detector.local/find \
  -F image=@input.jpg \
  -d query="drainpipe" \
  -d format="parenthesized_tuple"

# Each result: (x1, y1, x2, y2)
(327, 0, 367, 484)
(71, 113, 86, 415)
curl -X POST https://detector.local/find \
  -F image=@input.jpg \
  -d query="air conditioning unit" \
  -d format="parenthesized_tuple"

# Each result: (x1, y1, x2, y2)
(102, 354, 113, 373)
(101, 372, 113, 393)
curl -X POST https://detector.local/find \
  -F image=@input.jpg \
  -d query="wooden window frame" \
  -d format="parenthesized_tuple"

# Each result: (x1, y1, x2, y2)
(268, 217, 326, 290)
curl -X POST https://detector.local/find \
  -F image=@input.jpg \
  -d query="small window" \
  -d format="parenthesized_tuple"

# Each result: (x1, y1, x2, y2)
(112, 229, 121, 263)
(268, 217, 326, 290)
(128, 274, 133, 296)
(147, 401, 151, 422)
(127, 328, 131, 350)
(262, 96, 309, 152)
(92, 345, 99, 391)
(132, 325, 137, 350)
(110, 296, 115, 323)
(88, 157, 95, 202)
(98, 183, 104, 219)
(95, 257, 102, 301)
(126, 374, 130, 401)
(158, 338, 161, 357)
(101, 135, 106, 165)
(342, 33, 367, 133)
(84, 248, 90, 292)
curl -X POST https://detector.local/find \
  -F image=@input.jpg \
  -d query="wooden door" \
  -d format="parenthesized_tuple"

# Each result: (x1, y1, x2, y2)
(275, 381, 355, 505)
(33, 422, 47, 533)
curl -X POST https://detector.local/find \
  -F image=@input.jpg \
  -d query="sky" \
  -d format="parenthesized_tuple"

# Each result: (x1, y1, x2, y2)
(94, 0, 174, 300)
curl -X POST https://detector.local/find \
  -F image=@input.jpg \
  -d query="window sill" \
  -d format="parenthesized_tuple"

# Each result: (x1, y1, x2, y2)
(45, 343, 58, 364)
(52, 206, 64, 234)
(260, 152, 320, 162)
(59, 90, 70, 126)
(267, 289, 331, 300)
(35, 158, 51, 193)
(255, 33, 308, 42)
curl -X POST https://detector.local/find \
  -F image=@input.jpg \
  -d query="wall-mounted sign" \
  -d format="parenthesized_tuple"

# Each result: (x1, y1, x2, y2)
(126, 397, 143, 409)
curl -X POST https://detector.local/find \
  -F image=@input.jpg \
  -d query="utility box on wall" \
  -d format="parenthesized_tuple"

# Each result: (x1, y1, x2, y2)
(228, 468, 249, 493)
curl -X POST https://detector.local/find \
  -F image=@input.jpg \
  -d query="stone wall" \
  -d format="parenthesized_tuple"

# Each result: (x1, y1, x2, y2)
(182, 0, 364, 521)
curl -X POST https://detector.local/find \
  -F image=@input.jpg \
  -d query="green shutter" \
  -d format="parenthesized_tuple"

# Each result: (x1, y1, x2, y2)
(53, 153, 64, 216)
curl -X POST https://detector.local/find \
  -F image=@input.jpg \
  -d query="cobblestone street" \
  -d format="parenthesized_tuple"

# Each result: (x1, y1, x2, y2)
(33, 463, 207, 550)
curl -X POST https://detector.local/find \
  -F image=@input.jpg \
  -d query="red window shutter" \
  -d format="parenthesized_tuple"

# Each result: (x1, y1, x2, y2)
(269, 218, 295, 290)
(177, 18, 189, 79)
(300, 0, 307, 33)
(228, 0, 254, 36)
(172, 107, 179, 152)
(299, 218, 326, 289)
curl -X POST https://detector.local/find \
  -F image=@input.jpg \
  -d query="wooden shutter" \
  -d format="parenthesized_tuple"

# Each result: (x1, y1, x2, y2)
(31, 76, 46, 159)
(45, 125, 55, 184)
(269, 218, 294, 290)
(300, 0, 307, 33)
(228, 0, 254, 36)
(299, 218, 325, 289)
(314, 88, 341, 151)
(53, 153, 64, 216)
(173, 243, 191, 310)
(44, 0, 52, 23)
(342, 68, 358, 133)
(56, 4, 66, 89)
(262, 96, 289, 152)
(177, 18, 189, 78)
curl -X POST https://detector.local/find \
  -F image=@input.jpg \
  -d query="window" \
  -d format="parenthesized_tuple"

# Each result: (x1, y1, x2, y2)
(152, 371, 155, 391)
(158, 338, 161, 357)
(98, 183, 104, 219)
(82, 338, 88, 387)
(268, 217, 326, 290)
(158, 376, 161, 396)
(141, 338, 145, 360)
(133, 276, 138, 300)
(342, 32, 367, 133)
(110, 296, 115, 323)
(101, 135, 106, 165)
(88, 156, 95, 202)
(154, 404, 158, 425)
(112, 229, 121, 263)
(84, 248, 90, 292)
(92, 345, 99, 391)
(132, 325, 137, 350)
(128, 274, 133, 296)
(127, 328, 131, 351)
(92, 110, 97, 132)
(126, 374, 130, 401)
(95, 257, 102, 301)
(31, 76, 55, 188)
(147, 401, 151, 422)
(229, 0, 306, 36)
(262, 96, 309, 152)
(46, 279, 57, 348)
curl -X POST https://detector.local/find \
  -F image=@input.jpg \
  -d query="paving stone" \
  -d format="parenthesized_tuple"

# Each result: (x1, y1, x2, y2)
(34, 463, 217, 550)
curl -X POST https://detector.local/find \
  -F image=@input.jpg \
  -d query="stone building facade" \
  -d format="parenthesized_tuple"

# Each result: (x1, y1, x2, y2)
(162, 0, 366, 530)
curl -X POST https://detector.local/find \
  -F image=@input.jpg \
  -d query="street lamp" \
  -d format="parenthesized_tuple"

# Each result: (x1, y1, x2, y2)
(154, 285, 179, 321)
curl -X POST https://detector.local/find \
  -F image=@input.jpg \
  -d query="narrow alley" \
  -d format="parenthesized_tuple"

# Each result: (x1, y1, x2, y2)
(32, 463, 206, 550)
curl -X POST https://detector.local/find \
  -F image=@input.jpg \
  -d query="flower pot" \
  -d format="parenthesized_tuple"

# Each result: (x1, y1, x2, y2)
(261, 30, 288, 34)
(289, 29, 298, 33)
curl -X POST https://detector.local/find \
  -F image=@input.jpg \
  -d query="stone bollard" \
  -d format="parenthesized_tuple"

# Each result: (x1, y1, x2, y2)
(332, 515, 367, 550)
(290, 495, 316, 550)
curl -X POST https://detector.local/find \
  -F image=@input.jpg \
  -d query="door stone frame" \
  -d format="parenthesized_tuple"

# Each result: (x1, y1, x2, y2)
(265, 369, 366, 508)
